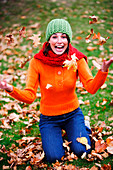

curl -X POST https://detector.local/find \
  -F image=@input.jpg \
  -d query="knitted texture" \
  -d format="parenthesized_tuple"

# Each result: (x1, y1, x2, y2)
(46, 19, 72, 41)
(34, 42, 87, 66)
(7, 59, 108, 116)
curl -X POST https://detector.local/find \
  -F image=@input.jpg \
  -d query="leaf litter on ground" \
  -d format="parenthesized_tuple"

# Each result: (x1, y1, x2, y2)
(0, 9, 113, 170)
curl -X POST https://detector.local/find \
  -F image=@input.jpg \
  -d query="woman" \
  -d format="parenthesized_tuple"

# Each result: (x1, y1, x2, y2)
(0, 19, 113, 163)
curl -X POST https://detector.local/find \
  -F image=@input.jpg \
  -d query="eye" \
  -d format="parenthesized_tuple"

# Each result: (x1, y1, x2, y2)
(62, 34, 67, 38)
(52, 36, 57, 39)
(62, 36, 66, 38)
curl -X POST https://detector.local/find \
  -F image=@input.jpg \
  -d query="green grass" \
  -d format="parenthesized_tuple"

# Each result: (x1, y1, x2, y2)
(0, 0, 113, 169)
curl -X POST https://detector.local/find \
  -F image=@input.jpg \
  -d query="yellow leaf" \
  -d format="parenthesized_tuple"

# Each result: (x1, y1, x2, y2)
(76, 137, 91, 150)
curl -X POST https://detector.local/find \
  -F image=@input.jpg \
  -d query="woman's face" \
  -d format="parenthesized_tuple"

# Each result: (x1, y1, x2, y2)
(49, 33, 68, 55)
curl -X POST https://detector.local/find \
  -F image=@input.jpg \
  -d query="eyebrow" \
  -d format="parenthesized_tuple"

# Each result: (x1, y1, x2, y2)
(53, 33, 66, 35)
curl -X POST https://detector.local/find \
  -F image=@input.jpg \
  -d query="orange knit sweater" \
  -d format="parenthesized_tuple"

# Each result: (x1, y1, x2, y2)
(7, 58, 108, 116)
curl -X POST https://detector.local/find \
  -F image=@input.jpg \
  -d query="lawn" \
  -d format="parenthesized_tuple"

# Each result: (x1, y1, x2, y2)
(0, 0, 113, 169)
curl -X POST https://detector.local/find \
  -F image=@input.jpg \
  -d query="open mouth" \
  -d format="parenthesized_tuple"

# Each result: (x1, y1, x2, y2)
(55, 45, 64, 49)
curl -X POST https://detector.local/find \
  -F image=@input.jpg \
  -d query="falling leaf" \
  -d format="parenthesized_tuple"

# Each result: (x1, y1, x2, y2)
(19, 56, 32, 68)
(97, 36, 110, 45)
(101, 98, 107, 105)
(29, 33, 41, 47)
(5, 34, 14, 45)
(89, 15, 98, 24)
(109, 100, 113, 106)
(96, 101, 99, 107)
(46, 84, 52, 89)
(63, 53, 78, 72)
(92, 32, 110, 45)
(76, 137, 91, 150)
(85, 28, 94, 42)
(86, 29, 109, 45)
(92, 60, 101, 70)
(19, 27, 26, 38)
(101, 83, 107, 89)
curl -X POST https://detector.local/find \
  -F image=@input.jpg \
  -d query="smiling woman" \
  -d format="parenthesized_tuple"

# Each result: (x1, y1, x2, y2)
(0, 18, 113, 163)
(49, 33, 68, 55)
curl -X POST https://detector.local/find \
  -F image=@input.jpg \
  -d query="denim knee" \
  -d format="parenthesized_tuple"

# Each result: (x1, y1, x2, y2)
(70, 139, 91, 158)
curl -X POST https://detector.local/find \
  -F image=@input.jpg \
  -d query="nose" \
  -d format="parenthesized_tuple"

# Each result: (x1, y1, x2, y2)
(57, 36, 62, 43)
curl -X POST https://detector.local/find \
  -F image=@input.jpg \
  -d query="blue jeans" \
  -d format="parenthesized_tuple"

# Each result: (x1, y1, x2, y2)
(39, 107, 91, 163)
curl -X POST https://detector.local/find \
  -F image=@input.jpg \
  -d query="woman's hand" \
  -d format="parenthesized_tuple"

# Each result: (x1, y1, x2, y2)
(101, 57, 113, 72)
(0, 81, 13, 92)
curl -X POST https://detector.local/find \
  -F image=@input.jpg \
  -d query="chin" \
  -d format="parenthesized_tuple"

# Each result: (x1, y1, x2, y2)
(54, 50, 65, 55)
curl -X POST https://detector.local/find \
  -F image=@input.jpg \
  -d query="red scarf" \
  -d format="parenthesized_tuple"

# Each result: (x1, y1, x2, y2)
(34, 42, 87, 66)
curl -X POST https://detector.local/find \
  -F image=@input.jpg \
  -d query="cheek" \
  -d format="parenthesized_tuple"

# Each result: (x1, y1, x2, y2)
(64, 40, 68, 46)
(50, 43, 55, 50)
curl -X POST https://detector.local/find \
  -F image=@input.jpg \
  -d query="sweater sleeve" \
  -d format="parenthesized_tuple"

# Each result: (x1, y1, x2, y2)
(77, 58, 108, 94)
(6, 58, 39, 104)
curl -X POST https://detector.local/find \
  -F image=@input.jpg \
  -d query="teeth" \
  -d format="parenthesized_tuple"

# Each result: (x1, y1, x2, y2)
(55, 45, 64, 48)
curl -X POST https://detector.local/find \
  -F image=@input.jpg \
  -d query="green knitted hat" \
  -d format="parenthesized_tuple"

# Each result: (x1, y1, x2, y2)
(46, 19, 72, 41)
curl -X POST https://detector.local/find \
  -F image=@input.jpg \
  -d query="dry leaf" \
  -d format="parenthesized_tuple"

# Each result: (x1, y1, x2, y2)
(85, 28, 94, 41)
(89, 15, 98, 24)
(29, 33, 41, 47)
(19, 27, 26, 38)
(87, 46, 97, 51)
(25, 166, 32, 170)
(91, 150, 103, 160)
(90, 165, 98, 170)
(5, 34, 14, 45)
(63, 53, 78, 71)
(95, 140, 107, 153)
(92, 60, 101, 70)
(109, 100, 113, 106)
(46, 84, 52, 89)
(108, 117, 113, 121)
(19, 56, 32, 68)
(101, 83, 107, 89)
(76, 137, 91, 150)
(101, 164, 111, 170)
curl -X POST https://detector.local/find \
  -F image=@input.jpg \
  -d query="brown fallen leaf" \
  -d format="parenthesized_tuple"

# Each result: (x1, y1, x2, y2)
(108, 116, 113, 121)
(90, 165, 98, 170)
(91, 150, 103, 160)
(2, 165, 10, 170)
(87, 46, 97, 51)
(95, 139, 107, 153)
(101, 163, 111, 170)
(109, 100, 113, 106)
(25, 165, 32, 170)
